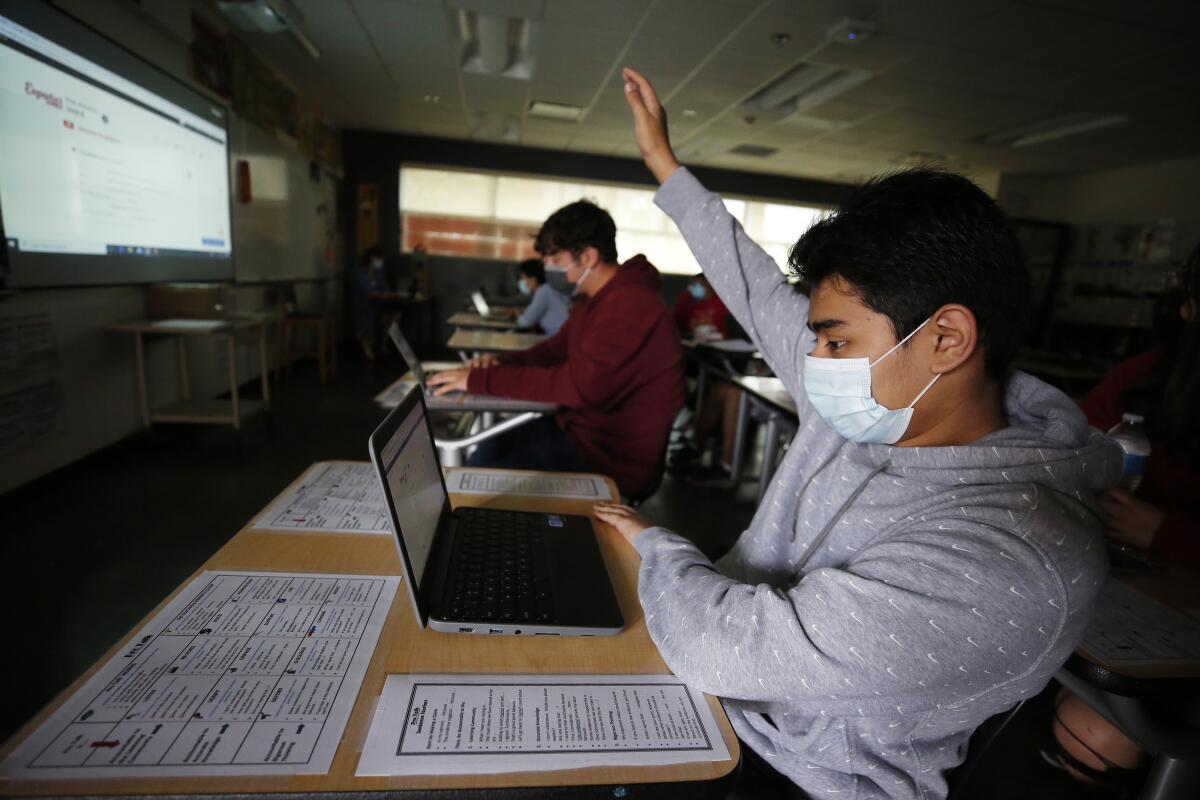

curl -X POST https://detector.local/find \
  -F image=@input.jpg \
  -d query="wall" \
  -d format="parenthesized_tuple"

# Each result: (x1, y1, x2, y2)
(0, 0, 338, 495)
(999, 153, 1200, 232)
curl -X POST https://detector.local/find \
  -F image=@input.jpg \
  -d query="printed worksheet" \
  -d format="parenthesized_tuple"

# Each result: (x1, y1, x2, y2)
(444, 468, 613, 500)
(253, 461, 391, 534)
(357, 674, 729, 776)
(0, 571, 398, 779)
(1081, 579, 1200, 664)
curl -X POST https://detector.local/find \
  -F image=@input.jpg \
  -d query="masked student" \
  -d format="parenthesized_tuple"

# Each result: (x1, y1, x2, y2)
(348, 245, 391, 361)
(428, 200, 686, 501)
(593, 68, 1123, 800)
(509, 258, 570, 335)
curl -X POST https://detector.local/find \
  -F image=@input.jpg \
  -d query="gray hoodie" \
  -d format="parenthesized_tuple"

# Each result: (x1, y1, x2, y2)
(636, 168, 1123, 799)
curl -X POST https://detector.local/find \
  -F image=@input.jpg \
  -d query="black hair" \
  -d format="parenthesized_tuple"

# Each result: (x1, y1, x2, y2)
(789, 168, 1032, 380)
(517, 258, 545, 284)
(1122, 242, 1200, 465)
(533, 200, 618, 263)
(360, 245, 383, 266)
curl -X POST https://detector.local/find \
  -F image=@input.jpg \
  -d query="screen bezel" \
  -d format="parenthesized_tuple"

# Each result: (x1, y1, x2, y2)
(367, 383, 453, 628)
(0, 0, 234, 288)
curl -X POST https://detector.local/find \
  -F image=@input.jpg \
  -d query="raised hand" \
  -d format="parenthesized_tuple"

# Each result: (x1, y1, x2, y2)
(622, 67, 680, 184)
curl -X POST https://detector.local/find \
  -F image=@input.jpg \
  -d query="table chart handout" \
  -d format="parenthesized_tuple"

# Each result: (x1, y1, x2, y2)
(1, 571, 398, 779)
(357, 674, 729, 776)
(253, 461, 391, 534)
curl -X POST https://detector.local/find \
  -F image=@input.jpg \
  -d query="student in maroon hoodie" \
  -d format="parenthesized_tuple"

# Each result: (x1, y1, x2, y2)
(429, 200, 686, 499)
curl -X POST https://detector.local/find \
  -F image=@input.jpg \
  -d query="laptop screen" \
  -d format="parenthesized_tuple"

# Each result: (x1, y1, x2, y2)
(470, 291, 490, 316)
(377, 399, 446, 589)
(387, 322, 425, 386)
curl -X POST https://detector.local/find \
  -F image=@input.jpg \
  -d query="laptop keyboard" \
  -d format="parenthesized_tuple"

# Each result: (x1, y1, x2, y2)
(445, 508, 555, 624)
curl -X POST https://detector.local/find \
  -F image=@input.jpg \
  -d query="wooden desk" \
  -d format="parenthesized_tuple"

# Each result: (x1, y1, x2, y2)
(0, 469, 739, 797)
(725, 375, 798, 500)
(447, 329, 545, 354)
(105, 316, 270, 430)
(447, 311, 516, 330)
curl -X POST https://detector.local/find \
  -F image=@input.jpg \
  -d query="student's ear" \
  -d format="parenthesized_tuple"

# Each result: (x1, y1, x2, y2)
(578, 246, 601, 269)
(929, 304, 978, 374)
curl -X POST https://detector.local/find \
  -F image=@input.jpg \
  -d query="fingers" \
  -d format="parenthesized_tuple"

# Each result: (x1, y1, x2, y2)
(621, 67, 660, 114)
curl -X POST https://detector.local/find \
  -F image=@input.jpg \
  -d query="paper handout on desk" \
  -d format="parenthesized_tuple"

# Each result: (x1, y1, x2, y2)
(357, 674, 730, 776)
(444, 468, 614, 500)
(252, 461, 391, 534)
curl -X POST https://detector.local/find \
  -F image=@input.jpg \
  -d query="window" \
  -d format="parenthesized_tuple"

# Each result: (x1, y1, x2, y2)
(399, 165, 828, 275)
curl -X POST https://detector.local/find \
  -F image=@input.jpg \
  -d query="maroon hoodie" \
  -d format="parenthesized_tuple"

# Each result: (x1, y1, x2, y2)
(467, 255, 685, 497)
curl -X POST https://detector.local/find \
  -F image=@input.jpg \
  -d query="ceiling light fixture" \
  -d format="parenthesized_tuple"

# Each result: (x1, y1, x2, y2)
(827, 18, 876, 46)
(452, 2, 541, 80)
(528, 100, 583, 121)
(744, 62, 870, 116)
(983, 113, 1128, 148)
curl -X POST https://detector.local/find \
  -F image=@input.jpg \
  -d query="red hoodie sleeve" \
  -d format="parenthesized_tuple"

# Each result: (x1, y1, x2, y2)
(496, 314, 572, 368)
(1077, 349, 1161, 430)
(469, 290, 662, 408)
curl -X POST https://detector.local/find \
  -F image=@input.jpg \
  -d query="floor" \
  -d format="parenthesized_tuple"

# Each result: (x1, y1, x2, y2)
(0, 349, 1120, 798)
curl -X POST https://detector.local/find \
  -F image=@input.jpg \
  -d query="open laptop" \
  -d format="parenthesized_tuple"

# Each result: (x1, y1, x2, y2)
(387, 322, 461, 397)
(470, 291, 512, 322)
(368, 384, 625, 636)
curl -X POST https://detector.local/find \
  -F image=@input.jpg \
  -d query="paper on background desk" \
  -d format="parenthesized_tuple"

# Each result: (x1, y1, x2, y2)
(445, 468, 613, 500)
(357, 674, 729, 776)
(253, 461, 391, 534)
(1, 571, 398, 779)
(1081, 579, 1200, 665)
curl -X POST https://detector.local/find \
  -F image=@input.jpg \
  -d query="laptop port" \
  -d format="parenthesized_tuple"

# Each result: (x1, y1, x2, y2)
(488, 628, 503, 634)
(458, 627, 473, 633)
(535, 632, 559, 636)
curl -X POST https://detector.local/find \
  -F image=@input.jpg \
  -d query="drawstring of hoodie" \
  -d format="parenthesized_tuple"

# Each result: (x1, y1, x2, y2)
(795, 459, 892, 572)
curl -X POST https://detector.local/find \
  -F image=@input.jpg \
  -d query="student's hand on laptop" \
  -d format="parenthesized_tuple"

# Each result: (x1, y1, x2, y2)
(593, 502, 653, 547)
(622, 67, 680, 184)
(468, 354, 499, 368)
(427, 367, 470, 396)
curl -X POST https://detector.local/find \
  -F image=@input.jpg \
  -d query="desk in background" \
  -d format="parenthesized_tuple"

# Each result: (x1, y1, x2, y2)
(0, 468, 739, 798)
(447, 311, 517, 330)
(105, 316, 270, 430)
(447, 328, 545, 356)
(729, 375, 799, 500)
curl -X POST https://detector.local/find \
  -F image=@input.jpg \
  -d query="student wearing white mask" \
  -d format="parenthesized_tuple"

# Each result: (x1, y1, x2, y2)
(348, 245, 391, 361)
(592, 68, 1124, 800)
(509, 258, 570, 335)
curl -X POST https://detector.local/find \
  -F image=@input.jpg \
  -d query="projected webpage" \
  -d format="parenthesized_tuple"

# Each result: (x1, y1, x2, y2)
(0, 14, 231, 259)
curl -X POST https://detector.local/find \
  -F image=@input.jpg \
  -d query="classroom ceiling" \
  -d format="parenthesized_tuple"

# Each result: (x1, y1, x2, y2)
(235, 0, 1200, 184)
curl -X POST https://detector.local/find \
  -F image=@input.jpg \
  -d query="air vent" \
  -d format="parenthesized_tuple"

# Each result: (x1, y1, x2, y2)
(729, 144, 778, 158)
(744, 63, 870, 116)
(528, 101, 583, 121)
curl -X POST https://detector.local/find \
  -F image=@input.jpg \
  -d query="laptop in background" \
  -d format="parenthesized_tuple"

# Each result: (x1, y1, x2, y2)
(368, 384, 624, 636)
(470, 291, 512, 322)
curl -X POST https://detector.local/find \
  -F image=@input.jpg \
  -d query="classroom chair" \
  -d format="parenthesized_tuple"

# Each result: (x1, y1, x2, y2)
(278, 283, 337, 383)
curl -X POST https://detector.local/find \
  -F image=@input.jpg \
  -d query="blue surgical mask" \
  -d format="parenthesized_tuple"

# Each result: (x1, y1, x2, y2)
(802, 316, 940, 445)
(688, 283, 707, 300)
(517, 278, 531, 296)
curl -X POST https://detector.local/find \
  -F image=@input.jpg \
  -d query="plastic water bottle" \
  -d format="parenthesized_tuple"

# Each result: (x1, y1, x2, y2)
(1107, 413, 1150, 492)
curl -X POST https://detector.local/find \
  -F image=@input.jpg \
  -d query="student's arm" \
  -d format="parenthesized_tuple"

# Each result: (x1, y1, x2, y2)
(630, 518, 1068, 713)
(516, 284, 551, 329)
(470, 294, 660, 406)
(625, 67, 812, 390)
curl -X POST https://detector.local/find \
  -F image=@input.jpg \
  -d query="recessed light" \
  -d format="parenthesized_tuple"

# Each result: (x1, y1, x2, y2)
(771, 33, 791, 46)
(682, 108, 697, 118)
(423, 95, 441, 104)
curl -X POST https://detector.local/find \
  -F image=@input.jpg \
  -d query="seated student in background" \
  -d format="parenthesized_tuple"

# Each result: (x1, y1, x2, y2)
(509, 257, 570, 335)
(593, 68, 1122, 800)
(1042, 243, 1200, 792)
(1077, 243, 1199, 565)
(347, 245, 390, 361)
(671, 274, 742, 484)
(674, 273, 728, 340)
(428, 200, 685, 500)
